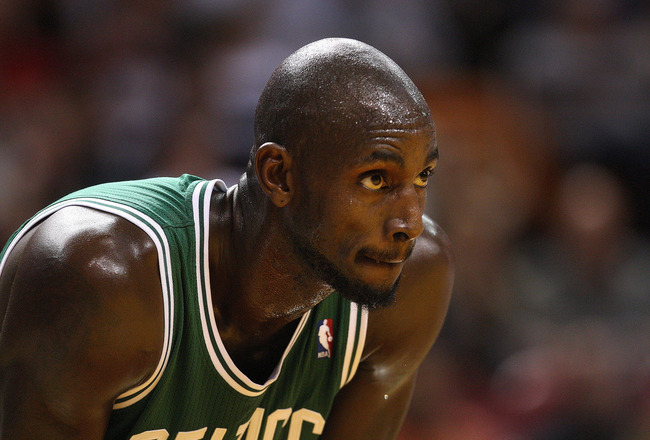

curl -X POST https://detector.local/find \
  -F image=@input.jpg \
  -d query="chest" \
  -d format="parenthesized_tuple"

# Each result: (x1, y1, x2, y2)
(222, 318, 301, 385)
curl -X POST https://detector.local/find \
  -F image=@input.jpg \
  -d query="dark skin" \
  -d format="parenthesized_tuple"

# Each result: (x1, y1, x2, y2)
(0, 38, 453, 439)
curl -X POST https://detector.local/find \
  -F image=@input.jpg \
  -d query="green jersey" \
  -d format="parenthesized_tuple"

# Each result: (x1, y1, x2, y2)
(0, 175, 368, 440)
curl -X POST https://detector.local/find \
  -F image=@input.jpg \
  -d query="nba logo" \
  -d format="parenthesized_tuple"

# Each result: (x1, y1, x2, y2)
(317, 319, 334, 359)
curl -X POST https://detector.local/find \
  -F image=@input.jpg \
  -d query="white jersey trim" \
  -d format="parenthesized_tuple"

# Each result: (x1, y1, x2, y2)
(194, 180, 311, 397)
(339, 303, 368, 388)
(347, 305, 368, 385)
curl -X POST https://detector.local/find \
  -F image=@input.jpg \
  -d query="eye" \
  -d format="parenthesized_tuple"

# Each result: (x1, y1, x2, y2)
(414, 168, 434, 188)
(360, 172, 388, 190)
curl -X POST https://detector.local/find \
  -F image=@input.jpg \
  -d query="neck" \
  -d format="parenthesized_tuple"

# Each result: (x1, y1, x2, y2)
(209, 174, 332, 344)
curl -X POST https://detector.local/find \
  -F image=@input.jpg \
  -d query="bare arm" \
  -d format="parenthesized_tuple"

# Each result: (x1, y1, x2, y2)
(321, 220, 454, 439)
(0, 207, 164, 439)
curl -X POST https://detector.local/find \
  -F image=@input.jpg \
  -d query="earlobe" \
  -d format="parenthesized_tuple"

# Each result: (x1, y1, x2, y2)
(255, 142, 293, 207)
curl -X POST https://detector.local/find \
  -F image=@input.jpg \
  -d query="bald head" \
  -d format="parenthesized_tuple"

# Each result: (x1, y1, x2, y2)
(252, 38, 432, 160)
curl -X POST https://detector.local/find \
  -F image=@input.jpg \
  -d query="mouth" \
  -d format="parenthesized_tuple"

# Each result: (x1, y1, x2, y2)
(356, 248, 412, 268)
(357, 242, 415, 267)
(353, 253, 406, 283)
(359, 255, 405, 265)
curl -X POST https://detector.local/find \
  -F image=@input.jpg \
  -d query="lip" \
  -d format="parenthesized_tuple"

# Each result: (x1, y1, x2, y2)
(369, 256, 405, 264)
(358, 253, 407, 266)
(358, 243, 414, 265)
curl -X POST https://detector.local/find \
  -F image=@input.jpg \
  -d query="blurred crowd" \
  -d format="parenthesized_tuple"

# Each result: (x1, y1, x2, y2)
(0, 0, 648, 439)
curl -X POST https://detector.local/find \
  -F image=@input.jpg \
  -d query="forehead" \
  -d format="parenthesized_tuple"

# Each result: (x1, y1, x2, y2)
(317, 121, 437, 172)
(297, 67, 436, 167)
(354, 79, 431, 128)
(355, 125, 437, 163)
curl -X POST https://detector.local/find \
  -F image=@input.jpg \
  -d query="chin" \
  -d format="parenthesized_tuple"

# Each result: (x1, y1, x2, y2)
(318, 258, 401, 310)
(337, 275, 400, 311)
(289, 227, 400, 310)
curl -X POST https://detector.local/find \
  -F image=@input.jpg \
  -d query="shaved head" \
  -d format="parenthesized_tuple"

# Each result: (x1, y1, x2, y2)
(252, 38, 433, 164)
(243, 39, 438, 309)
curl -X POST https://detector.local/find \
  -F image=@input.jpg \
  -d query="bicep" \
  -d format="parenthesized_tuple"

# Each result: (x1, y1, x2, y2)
(0, 209, 163, 439)
(1, 253, 118, 437)
(321, 366, 417, 440)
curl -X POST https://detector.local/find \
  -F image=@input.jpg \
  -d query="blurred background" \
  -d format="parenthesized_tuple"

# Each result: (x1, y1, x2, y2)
(0, 0, 648, 438)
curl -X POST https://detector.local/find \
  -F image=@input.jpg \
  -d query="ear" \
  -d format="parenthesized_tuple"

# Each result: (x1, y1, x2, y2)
(255, 142, 294, 207)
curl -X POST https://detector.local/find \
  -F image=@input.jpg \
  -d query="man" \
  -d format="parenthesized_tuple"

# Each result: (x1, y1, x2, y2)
(0, 38, 453, 439)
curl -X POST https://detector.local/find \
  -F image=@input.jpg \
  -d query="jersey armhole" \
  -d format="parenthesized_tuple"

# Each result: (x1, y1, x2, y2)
(1, 198, 175, 409)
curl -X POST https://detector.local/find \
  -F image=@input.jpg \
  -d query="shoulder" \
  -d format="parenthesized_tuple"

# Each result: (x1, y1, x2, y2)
(402, 216, 454, 284)
(1, 205, 164, 398)
(362, 216, 454, 372)
(17, 205, 161, 298)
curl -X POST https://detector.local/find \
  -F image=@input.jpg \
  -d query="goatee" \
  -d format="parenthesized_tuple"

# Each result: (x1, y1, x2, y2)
(290, 231, 400, 310)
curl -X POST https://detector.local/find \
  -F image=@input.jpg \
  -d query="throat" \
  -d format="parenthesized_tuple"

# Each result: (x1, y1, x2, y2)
(221, 318, 301, 384)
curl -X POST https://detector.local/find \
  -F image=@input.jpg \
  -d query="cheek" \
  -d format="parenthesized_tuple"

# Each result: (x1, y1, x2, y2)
(306, 208, 359, 255)
(293, 183, 379, 254)
(326, 203, 379, 256)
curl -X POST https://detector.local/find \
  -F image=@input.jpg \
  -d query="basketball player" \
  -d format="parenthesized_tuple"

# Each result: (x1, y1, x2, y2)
(0, 38, 453, 439)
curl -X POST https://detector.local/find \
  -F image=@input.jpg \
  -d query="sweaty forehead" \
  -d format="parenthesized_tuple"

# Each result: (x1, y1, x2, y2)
(352, 85, 432, 132)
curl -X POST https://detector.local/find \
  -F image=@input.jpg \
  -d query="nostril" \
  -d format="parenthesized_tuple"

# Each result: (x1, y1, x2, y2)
(393, 231, 410, 242)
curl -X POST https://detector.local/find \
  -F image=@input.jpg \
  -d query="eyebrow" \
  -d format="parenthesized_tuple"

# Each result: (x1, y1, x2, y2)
(427, 147, 439, 164)
(354, 149, 405, 168)
(354, 146, 439, 169)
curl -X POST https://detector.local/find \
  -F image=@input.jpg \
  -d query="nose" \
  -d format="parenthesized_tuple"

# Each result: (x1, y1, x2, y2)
(385, 185, 425, 242)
